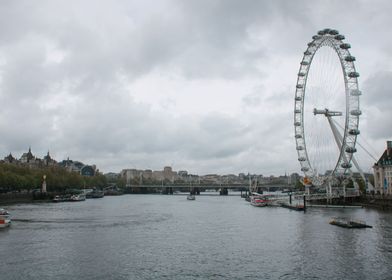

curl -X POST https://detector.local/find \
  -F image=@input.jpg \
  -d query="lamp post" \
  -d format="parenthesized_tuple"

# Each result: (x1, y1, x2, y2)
(42, 174, 47, 193)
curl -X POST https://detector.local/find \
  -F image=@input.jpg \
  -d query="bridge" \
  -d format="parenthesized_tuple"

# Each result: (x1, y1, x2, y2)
(117, 184, 360, 203)
(122, 184, 294, 195)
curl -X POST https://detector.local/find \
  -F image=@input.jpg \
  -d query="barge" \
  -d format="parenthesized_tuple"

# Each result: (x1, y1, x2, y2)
(329, 217, 372, 228)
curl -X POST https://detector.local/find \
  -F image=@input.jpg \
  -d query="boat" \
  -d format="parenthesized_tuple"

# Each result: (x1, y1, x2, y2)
(70, 194, 86, 201)
(104, 187, 123, 196)
(53, 194, 74, 202)
(53, 195, 69, 202)
(250, 195, 267, 207)
(187, 194, 195, 200)
(329, 217, 372, 228)
(0, 208, 11, 228)
(86, 189, 104, 199)
(53, 195, 63, 202)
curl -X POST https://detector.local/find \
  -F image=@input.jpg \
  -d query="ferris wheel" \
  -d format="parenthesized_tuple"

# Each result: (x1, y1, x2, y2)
(294, 28, 361, 187)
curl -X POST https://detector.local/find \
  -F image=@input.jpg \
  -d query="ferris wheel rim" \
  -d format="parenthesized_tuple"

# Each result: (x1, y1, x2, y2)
(294, 28, 361, 185)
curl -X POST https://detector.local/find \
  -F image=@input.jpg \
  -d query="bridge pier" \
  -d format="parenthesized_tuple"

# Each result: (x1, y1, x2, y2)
(162, 187, 173, 195)
(189, 187, 200, 195)
(219, 188, 228, 195)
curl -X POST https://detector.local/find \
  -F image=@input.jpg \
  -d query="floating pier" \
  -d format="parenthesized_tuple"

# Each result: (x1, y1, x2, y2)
(329, 218, 372, 228)
(307, 204, 362, 209)
(280, 203, 305, 211)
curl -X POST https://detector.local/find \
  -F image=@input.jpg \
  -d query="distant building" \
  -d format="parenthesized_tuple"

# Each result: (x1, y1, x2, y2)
(120, 169, 143, 185)
(0, 148, 101, 177)
(18, 147, 44, 167)
(3, 153, 17, 164)
(221, 174, 238, 184)
(104, 172, 119, 181)
(373, 141, 392, 195)
(289, 173, 300, 185)
(143, 169, 153, 179)
(163, 166, 177, 182)
(178, 170, 188, 177)
(20, 147, 36, 164)
(201, 174, 220, 184)
(238, 173, 246, 181)
(59, 158, 83, 172)
(43, 151, 57, 166)
(58, 158, 96, 176)
(120, 166, 180, 184)
(81, 165, 95, 176)
(152, 171, 164, 181)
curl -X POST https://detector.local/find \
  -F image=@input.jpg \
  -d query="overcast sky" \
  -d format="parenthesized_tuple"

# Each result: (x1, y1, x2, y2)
(0, 0, 391, 175)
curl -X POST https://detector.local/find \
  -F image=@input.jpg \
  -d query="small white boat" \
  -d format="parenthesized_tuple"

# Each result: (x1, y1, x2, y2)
(187, 194, 195, 200)
(70, 194, 86, 201)
(53, 195, 69, 202)
(0, 208, 11, 228)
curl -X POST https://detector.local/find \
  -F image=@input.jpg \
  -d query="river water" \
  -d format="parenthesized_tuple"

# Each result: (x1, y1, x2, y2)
(1, 194, 391, 280)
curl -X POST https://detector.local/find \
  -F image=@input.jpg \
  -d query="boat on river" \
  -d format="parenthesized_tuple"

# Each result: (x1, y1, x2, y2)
(329, 217, 372, 228)
(86, 189, 104, 199)
(70, 194, 86, 201)
(250, 195, 267, 207)
(53, 193, 86, 202)
(0, 208, 11, 228)
(53, 194, 70, 202)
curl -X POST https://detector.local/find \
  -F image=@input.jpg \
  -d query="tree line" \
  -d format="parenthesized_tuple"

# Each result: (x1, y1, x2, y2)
(0, 163, 107, 193)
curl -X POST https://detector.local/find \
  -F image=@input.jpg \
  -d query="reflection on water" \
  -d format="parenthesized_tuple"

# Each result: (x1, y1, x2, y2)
(1, 195, 391, 279)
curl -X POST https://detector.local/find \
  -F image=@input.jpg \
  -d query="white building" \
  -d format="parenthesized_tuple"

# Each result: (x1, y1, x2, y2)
(373, 141, 392, 195)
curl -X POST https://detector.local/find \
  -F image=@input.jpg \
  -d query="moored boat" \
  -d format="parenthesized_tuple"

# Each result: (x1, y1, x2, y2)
(0, 208, 11, 228)
(250, 195, 267, 207)
(86, 189, 104, 199)
(52, 194, 73, 202)
(70, 194, 86, 201)
(53, 195, 68, 202)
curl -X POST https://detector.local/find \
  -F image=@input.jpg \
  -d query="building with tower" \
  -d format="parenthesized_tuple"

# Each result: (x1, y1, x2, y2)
(373, 141, 392, 195)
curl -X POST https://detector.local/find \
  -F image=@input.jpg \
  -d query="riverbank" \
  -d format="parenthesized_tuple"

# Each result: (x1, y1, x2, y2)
(355, 195, 392, 210)
(309, 195, 392, 210)
(0, 192, 35, 205)
(0, 192, 51, 205)
(2, 192, 392, 210)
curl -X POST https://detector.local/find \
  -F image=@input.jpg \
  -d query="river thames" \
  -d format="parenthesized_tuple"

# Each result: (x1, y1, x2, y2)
(1, 194, 391, 279)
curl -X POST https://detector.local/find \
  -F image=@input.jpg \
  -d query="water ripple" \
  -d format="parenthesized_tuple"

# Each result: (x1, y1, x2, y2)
(1, 195, 392, 279)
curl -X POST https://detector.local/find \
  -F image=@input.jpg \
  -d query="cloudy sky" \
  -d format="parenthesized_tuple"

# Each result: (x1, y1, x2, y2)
(0, 0, 391, 175)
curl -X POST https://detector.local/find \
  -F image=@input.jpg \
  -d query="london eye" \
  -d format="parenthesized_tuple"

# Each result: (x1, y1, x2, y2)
(294, 28, 361, 190)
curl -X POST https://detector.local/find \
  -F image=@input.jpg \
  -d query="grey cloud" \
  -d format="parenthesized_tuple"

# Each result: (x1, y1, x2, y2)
(363, 71, 392, 110)
(361, 71, 392, 140)
(0, 0, 392, 175)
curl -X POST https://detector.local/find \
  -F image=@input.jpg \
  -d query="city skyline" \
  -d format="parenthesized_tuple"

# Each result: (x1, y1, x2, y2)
(0, 147, 298, 177)
(0, 1, 391, 175)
